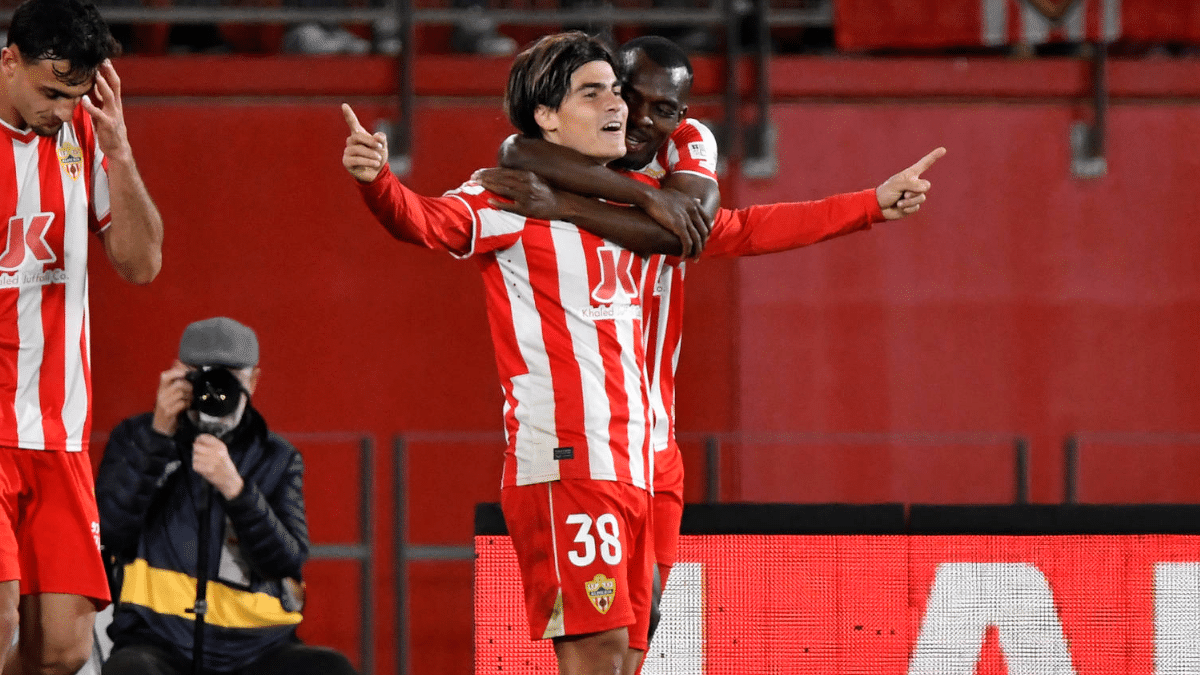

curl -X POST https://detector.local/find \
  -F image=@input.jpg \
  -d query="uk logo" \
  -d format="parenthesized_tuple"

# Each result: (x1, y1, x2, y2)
(0, 213, 57, 271)
(591, 246, 639, 304)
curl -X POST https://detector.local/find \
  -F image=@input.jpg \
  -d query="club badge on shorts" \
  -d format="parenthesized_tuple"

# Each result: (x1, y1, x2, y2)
(57, 142, 82, 181)
(585, 573, 616, 614)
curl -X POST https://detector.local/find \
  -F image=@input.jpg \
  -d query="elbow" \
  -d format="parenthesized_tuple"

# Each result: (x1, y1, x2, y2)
(118, 251, 162, 285)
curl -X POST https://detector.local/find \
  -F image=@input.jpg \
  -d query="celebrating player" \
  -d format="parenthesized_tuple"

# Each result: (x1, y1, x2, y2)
(342, 32, 699, 675)
(0, 0, 164, 673)
(474, 35, 943, 631)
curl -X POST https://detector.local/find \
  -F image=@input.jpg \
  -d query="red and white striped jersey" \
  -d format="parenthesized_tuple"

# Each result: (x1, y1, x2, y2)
(0, 105, 110, 452)
(357, 167, 654, 490)
(631, 119, 718, 461)
(633, 120, 887, 498)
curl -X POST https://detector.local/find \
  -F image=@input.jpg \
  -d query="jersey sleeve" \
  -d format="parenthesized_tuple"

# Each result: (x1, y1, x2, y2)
(703, 188, 886, 258)
(662, 119, 719, 183)
(355, 165, 524, 257)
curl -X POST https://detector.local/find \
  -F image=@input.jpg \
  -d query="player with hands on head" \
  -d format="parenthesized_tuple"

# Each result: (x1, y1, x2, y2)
(96, 317, 358, 675)
(0, 0, 164, 673)
(473, 35, 945, 646)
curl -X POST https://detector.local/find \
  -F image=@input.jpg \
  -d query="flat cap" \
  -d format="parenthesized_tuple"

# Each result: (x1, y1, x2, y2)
(178, 317, 259, 368)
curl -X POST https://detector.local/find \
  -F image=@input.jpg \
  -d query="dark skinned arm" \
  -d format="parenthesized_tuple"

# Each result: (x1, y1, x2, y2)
(498, 135, 709, 256)
(476, 167, 684, 256)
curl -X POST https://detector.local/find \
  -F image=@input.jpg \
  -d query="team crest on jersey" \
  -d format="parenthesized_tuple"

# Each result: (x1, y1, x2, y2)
(57, 142, 83, 181)
(585, 574, 616, 614)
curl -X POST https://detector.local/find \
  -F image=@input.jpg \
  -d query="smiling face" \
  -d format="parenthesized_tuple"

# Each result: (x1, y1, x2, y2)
(534, 59, 628, 164)
(611, 49, 690, 171)
(0, 46, 92, 136)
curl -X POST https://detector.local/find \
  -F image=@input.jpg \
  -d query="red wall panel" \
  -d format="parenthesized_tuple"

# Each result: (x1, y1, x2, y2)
(83, 54, 1200, 675)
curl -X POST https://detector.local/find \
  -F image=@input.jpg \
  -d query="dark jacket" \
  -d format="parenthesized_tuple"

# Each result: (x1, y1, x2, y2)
(96, 407, 309, 672)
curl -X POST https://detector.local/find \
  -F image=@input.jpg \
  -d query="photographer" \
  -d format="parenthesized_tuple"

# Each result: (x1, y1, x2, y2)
(95, 317, 356, 675)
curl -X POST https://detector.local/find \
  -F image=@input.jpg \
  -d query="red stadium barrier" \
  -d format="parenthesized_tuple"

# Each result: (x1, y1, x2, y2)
(475, 533, 1200, 674)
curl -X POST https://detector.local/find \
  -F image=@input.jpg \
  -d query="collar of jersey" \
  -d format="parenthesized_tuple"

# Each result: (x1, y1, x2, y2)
(0, 117, 39, 144)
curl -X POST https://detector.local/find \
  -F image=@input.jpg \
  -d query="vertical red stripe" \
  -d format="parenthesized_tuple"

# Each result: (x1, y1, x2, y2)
(36, 136, 67, 449)
(477, 255, 524, 487)
(523, 225, 590, 480)
(1008, 0, 1023, 42)
(0, 140, 19, 445)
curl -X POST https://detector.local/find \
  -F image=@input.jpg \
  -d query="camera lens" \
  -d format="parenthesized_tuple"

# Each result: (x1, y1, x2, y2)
(185, 368, 244, 417)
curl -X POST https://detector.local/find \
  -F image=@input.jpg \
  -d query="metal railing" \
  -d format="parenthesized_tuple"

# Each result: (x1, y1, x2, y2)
(391, 427, 1029, 675)
(1063, 431, 1200, 504)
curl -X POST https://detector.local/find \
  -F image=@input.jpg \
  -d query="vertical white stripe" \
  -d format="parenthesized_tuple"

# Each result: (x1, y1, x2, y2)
(617, 305, 647, 488)
(90, 128, 110, 225)
(649, 265, 672, 453)
(499, 239, 560, 485)
(550, 224, 615, 480)
(1021, 2, 1051, 44)
(1064, 0, 1085, 42)
(60, 125, 88, 450)
(981, 0, 1008, 46)
(1103, 0, 1121, 42)
(12, 139, 44, 450)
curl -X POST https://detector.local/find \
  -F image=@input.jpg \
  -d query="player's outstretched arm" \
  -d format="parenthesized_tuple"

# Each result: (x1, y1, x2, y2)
(499, 135, 708, 257)
(86, 61, 163, 285)
(475, 167, 684, 256)
(876, 147, 946, 220)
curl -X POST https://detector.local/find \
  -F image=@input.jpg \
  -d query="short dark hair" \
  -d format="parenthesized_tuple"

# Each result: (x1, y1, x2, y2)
(619, 35, 693, 82)
(7, 0, 120, 86)
(504, 32, 619, 139)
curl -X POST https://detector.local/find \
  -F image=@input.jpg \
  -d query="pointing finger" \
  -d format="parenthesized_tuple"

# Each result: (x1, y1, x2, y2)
(905, 146, 947, 177)
(342, 103, 366, 133)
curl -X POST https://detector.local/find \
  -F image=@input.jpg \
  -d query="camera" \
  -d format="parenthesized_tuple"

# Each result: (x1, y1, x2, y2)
(184, 367, 245, 417)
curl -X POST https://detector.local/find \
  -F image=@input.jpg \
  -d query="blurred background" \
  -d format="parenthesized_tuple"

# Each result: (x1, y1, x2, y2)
(8, 0, 1197, 673)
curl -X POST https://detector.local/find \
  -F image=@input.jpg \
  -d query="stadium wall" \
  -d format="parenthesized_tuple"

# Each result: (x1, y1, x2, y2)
(83, 55, 1200, 675)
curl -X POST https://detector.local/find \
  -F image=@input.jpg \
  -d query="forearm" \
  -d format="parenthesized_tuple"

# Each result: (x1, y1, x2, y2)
(356, 164, 472, 253)
(97, 424, 177, 558)
(103, 154, 164, 285)
(706, 189, 884, 258)
(559, 192, 683, 256)
(501, 136, 658, 210)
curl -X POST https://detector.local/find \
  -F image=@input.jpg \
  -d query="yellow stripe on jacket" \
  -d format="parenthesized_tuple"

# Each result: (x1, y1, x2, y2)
(120, 559, 302, 629)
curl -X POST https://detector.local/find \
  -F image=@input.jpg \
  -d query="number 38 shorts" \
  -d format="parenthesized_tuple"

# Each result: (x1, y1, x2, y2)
(501, 479, 653, 650)
(0, 447, 111, 604)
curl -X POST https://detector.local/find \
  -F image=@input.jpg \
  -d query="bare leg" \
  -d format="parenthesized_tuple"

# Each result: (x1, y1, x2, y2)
(0, 582, 19, 672)
(553, 628, 628, 675)
(3, 593, 95, 675)
(621, 647, 644, 675)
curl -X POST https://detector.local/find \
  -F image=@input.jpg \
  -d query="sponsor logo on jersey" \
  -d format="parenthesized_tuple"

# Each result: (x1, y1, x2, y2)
(687, 142, 709, 159)
(585, 573, 616, 614)
(57, 142, 83, 181)
(591, 246, 639, 305)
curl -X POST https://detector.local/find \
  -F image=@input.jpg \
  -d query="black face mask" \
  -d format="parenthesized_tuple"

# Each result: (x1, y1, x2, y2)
(184, 367, 246, 418)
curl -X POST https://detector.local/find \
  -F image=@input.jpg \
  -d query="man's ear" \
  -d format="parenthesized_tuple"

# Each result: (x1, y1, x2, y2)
(676, 103, 688, 124)
(534, 104, 558, 135)
(244, 367, 261, 397)
(1, 46, 20, 79)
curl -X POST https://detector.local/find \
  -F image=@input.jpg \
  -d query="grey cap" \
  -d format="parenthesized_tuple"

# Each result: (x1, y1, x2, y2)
(178, 317, 259, 369)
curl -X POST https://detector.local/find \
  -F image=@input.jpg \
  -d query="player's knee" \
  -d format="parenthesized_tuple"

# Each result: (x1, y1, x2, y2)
(554, 628, 628, 675)
(32, 634, 92, 675)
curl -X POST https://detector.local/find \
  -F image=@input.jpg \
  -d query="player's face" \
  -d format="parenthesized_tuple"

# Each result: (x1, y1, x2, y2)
(612, 50, 689, 171)
(0, 47, 92, 137)
(536, 60, 628, 163)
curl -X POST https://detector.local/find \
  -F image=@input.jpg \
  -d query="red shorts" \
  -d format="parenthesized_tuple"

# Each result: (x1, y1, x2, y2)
(653, 442, 685, 582)
(501, 479, 653, 650)
(0, 448, 111, 605)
